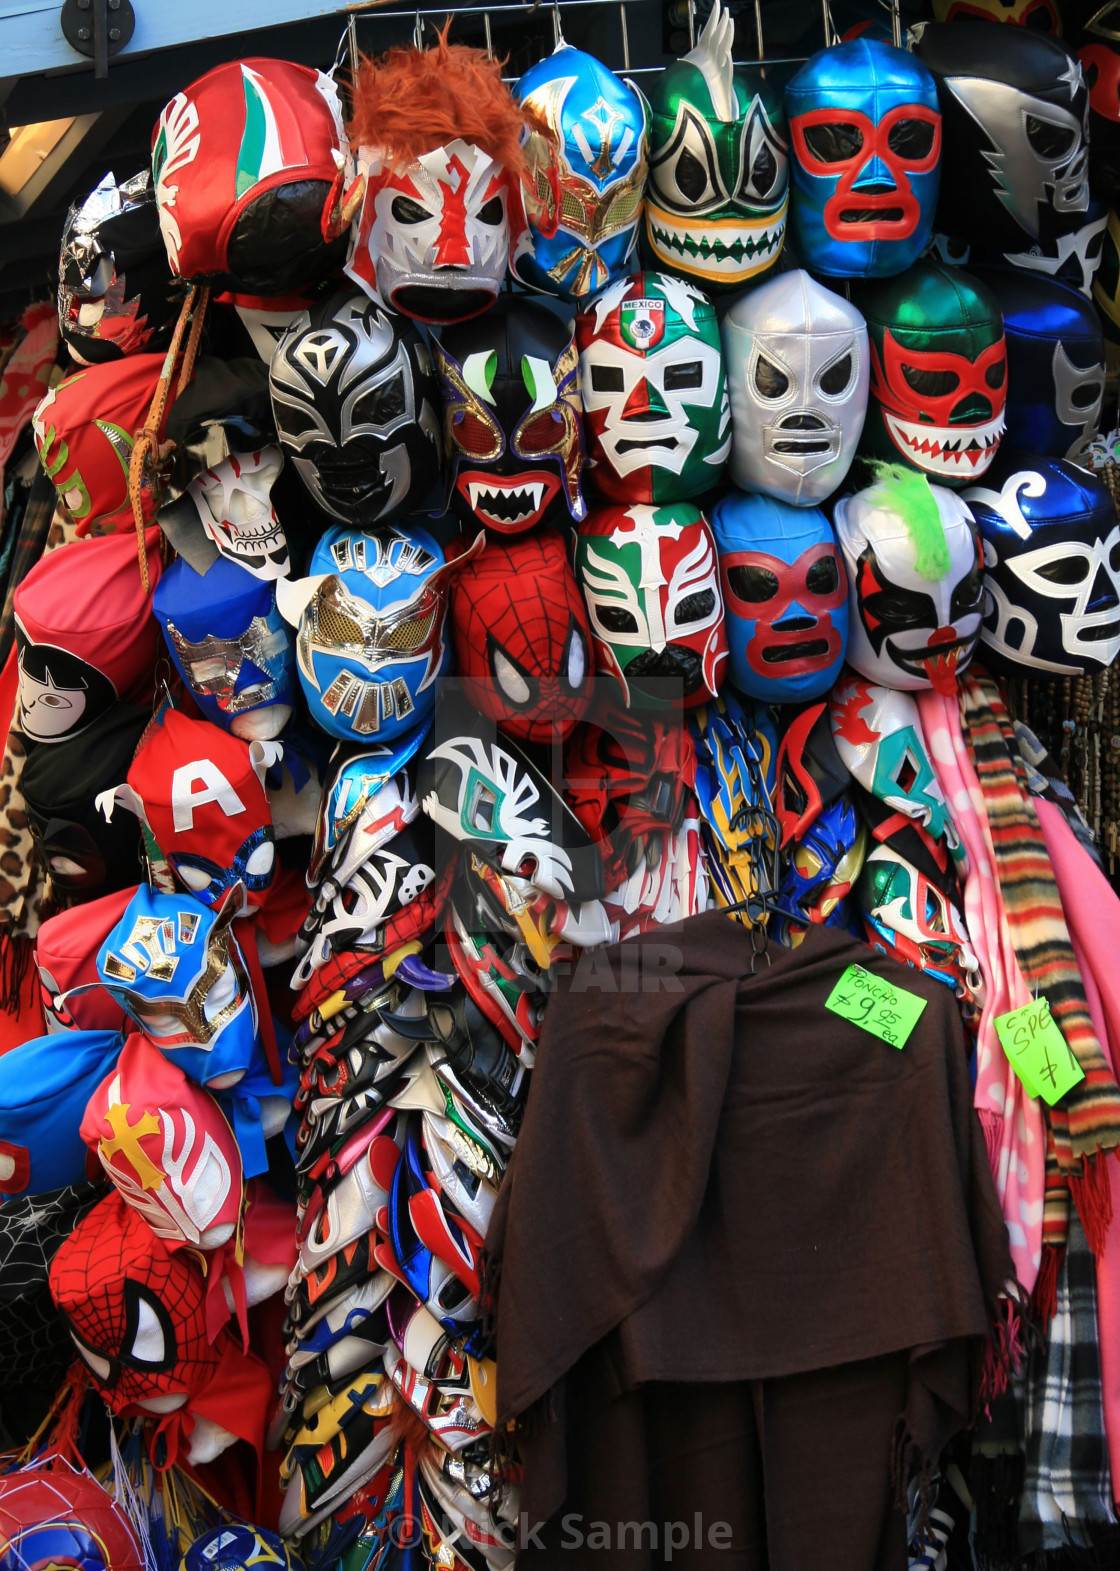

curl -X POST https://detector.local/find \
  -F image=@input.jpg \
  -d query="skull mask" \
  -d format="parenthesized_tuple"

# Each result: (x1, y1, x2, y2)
(575, 501, 727, 708)
(575, 271, 730, 504)
(435, 297, 585, 534)
(182, 448, 289, 580)
(722, 268, 868, 505)
(964, 450, 1120, 674)
(785, 37, 942, 278)
(852, 261, 1007, 486)
(644, 2, 788, 291)
(834, 464, 984, 693)
(513, 45, 648, 300)
(270, 289, 441, 527)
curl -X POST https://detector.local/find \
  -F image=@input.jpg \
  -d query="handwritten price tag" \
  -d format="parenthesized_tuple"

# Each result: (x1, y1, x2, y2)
(995, 996, 1084, 1105)
(825, 964, 927, 1048)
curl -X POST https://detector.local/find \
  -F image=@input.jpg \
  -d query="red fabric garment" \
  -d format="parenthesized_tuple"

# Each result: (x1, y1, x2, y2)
(0, 649, 45, 1052)
(35, 886, 136, 1034)
(0, 304, 58, 481)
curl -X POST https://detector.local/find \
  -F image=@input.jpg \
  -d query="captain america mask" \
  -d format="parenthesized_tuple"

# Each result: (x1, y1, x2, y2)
(722, 268, 868, 505)
(835, 464, 984, 693)
(785, 37, 941, 279)
(964, 450, 1120, 674)
(575, 501, 727, 707)
(435, 297, 585, 534)
(513, 45, 647, 300)
(853, 261, 1007, 486)
(711, 488, 847, 702)
(644, 2, 787, 291)
(575, 271, 730, 504)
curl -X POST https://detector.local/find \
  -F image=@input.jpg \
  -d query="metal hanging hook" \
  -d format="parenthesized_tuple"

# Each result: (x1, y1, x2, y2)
(414, 7, 424, 48)
(552, 0, 564, 47)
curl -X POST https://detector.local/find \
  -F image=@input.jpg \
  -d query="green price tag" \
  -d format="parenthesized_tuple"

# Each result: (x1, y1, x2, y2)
(825, 964, 927, 1048)
(995, 996, 1085, 1105)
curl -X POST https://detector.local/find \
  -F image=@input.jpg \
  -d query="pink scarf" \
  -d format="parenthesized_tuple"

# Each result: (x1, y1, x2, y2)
(918, 689, 1044, 1295)
(1037, 797, 1120, 1499)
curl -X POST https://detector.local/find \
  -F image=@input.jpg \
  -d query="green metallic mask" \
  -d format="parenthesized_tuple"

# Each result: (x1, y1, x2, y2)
(643, 2, 788, 292)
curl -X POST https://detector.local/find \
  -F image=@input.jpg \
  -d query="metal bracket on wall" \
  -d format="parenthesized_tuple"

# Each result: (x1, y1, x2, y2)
(60, 0, 136, 79)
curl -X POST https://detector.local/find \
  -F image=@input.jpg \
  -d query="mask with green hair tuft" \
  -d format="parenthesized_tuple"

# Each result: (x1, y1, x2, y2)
(864, 462, 951, 581)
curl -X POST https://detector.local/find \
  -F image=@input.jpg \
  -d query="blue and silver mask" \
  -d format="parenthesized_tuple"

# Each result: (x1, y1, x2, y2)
(276, 522, 452, 743)
(772, 792, 867, 947)
(153, 554, 296, 741)
(97, 885, 260, 1089)
(513, 44, 648, 300)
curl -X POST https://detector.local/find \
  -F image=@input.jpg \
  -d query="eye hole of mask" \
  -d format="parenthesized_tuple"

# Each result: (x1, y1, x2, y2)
(674, 147, 713, 204)
(1036, 556, 1091, 585)
(900, 364, 959, 397)
(801, 121, 863, 164)
(246, 840, 275, 877)
(352, 378, 407, 427)
(886, 118, 936, 160)
(178, 865, 214, 892)
(664, 361, 703, 391)
(491, 645, 532, 707)
(590, 363, 625, 393)
(468, 780, 498, 833)
(477, 195, 504, 226)
(754, 355, 789, 398)
(726, 563, 779, 603)
(817, 353, 853, 397)
(453, 410, 501, 459)
(806, 556, 839, 595)
(597, 604, 640, 633)
(1072, 379, 1103, 409)
(518, 408, 563, 453)
(565, 626, 587, 691)
(391, 196, 432, 225)
(742, 140, 778, 198)
(984, 359, 1006, 390)
(1025, 114, 1076, 159)
(675, 589, 715, 625)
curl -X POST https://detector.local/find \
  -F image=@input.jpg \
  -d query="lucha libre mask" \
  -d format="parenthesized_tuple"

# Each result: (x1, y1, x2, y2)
(270, 289, 441, 527)
(97, 885, 259, 1089)
(1093, 207, 1120, 340)
(151, 59, 349, 291)
(785, 38, 942, 279)
(513, 45, 647, 300)
(575, 501, 727, 708)
(644, 2, 787, 291)
(276, 523, 455, 743)
(710, 488, 847, 702)
(774, 793, 867, 945)
(58, 171, 179, 366)
(932, 0, 1061, 29)
(81, 1033, 243, 1251)
(853, 261, 1007, 486)
(575, 271, 730, 504)
(1078, 5, 1120, 201)
(915, 24, 1090, 273)
(835, 465, 984, 693)
(345, 38, 537, 324)
(154, 555, 296, 741)
(969, 267, 1103, 463)
(308, 726, 425, 892)
(829, 672, 958, 849)
(722, 269, 868, 505)
(435, 297, 585, 534)
(449, 532, 592, 743)
(0, 1461, 143, 1571)
(859, 843, 978, 995)
(175, 448, 290, 580)
(775, 701, 851, 846)
(963, 450, 1120, 673)
(104, 710, 279, 912)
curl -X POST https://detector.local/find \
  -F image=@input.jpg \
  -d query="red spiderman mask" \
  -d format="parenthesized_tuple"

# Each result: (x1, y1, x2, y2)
(448, 531, 592, 742)
(106, 711, 278, 912)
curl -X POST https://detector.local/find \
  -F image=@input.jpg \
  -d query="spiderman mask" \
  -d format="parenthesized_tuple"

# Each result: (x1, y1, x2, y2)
(853, 262, 1007, 486)
(449, 531, 592, 742)
(785, 38, 941, 278)
(435, 297, 585, 534)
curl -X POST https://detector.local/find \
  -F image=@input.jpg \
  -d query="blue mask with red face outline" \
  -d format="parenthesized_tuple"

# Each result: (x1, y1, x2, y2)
(785, 38, 941, 278)
(710, 487, 848, 702)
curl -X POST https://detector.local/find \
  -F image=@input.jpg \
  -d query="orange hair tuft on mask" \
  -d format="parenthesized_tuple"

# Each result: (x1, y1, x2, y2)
(347, 24, 542, 178)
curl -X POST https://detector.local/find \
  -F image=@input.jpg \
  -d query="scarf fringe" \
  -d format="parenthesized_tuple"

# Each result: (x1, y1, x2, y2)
(1069, 1150, 1114, 1260)
(0, 930, 33, 1015)
(970, 1449, 1025, 1568)
(1032, 1243, 1064, 1328)
(981, 1297, 1027, 1404)
(890, 1415, 936, 1520)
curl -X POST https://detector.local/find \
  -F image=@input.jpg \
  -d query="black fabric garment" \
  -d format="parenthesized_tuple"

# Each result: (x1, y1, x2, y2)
(487, 914, 1013, 1534)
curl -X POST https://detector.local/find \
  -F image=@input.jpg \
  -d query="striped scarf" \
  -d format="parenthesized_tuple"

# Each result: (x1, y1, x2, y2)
(960, 672, 1120, 1264)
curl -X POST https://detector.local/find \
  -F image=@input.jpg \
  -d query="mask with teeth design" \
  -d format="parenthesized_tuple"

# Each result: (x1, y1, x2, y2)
(963, 450, 1120, 676)
(435, 296, 585, 535)
(643, 1, 787, 292)
(185, 447, 289, 581)
(575, 270, 730, 505)
(834, 464, 984, 694)
(785, 37, 941, 279)
(575, 499, 728, 708)
(852, 261, 1007, 488)
(914, 25, 1091, 267)
(722, 268, 868, 506)
(512, 44, 648, 301)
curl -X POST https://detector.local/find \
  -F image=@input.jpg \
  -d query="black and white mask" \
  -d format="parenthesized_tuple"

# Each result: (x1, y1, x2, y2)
(186, 447, 289, 581)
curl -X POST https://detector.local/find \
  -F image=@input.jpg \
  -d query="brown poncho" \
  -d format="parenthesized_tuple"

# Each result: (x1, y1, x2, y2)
(487, 914, 1013, 1529)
